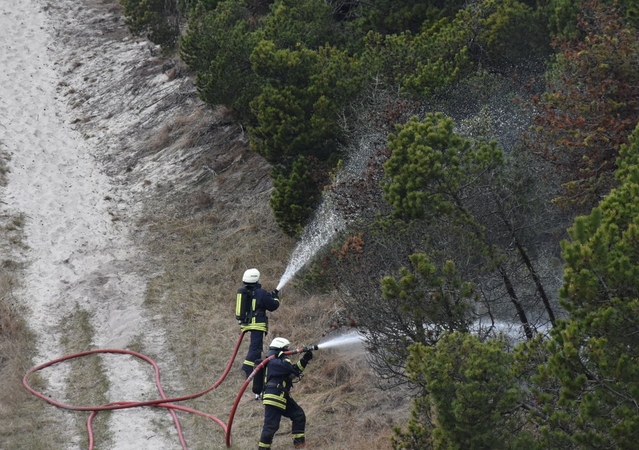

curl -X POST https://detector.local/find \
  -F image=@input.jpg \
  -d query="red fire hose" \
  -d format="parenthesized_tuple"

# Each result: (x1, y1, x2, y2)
(24, 333, 318, 449)
(23, 332, 246, 449)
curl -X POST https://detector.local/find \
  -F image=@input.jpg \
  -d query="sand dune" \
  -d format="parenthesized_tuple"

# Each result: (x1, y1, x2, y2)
(0, 0, 182, 448)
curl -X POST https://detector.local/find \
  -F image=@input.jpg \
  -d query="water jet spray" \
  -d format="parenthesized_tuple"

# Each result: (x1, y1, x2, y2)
(275, 139, 382, 290)
(276, 207, 344, 291)
(317, 329, 364, 351)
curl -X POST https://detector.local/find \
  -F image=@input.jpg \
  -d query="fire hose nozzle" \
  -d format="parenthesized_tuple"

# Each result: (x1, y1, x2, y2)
(285, 345, 319, 355)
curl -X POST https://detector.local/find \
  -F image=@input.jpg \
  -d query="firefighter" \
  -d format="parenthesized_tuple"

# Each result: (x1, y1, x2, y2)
(238, 268, 280, 378)
(258, 337, 312, 449)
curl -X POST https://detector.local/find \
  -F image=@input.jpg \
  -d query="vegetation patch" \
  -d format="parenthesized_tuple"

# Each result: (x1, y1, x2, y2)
(138, 161, 409, 448)
(59, 305, 112, 449)
(0, 208, 63, 449)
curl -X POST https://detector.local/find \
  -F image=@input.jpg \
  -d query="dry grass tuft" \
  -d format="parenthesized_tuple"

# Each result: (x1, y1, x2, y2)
(0, 145, 10, 186)
(188, 190, 217, 214)
(58, 305, 112, 447)
(147, 123, 172, 150)
(143, 106, 227, 157)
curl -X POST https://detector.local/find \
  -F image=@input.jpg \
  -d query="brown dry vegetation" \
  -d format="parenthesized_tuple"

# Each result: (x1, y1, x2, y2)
(135, 106, 409, 449)
(0, 0, 411, 447)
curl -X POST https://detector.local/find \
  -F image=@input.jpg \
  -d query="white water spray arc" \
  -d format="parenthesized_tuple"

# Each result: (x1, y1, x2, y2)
(276, 205, 345, 290)
(276, 134, 381, 291)
(317, 329, 365, 351)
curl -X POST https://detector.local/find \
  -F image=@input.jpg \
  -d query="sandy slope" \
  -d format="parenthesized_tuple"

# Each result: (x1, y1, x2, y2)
(0, 0, 191, 448)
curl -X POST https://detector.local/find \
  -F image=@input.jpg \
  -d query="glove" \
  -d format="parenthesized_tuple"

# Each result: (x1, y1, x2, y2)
(271, 289, 279, 298)
(302, 351, 313, 363)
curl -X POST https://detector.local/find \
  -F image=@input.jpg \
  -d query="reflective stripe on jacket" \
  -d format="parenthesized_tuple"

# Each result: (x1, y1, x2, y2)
(240, 284, 280, 332)
(261, 350, 308, 410)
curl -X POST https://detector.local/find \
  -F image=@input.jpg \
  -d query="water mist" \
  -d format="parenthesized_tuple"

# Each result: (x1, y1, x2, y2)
(276, 133, 383, 291)
(276, 205, 344, 291)
(316, 329, 365, 351)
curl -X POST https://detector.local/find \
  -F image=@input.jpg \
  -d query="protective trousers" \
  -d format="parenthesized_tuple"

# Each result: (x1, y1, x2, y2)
(242, 329, 265, 377)
(258, 397, 306, 448)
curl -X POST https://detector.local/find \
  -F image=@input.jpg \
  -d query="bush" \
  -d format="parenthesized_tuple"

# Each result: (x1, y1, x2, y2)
(119, 0, 181, 52)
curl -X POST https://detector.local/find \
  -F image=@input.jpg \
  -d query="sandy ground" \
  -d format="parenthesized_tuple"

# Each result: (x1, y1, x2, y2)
(0, 0, 193, 448)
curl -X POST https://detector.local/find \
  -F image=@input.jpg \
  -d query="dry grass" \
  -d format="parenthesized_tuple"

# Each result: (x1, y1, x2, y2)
(0, 0, 412, 445)
(143, 105, 218, 157)
(0, 146, 73, 448)
(0, 215, 66, 449)
(133, 122, 410, 449)
(0, 126, 410, 450)
(58, 304, 112, 448)
(0, 143, 9, 186)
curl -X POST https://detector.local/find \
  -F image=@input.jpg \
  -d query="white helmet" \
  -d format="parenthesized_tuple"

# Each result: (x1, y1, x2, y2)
(242, 268, 260, 284)
(269, 337, 290, 350)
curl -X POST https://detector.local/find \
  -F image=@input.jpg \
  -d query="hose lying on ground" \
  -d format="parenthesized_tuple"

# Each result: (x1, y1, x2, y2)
(23, 332, 246, 450)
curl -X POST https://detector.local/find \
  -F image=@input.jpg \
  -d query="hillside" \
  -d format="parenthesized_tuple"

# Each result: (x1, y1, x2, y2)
(0, 0, 408, 449)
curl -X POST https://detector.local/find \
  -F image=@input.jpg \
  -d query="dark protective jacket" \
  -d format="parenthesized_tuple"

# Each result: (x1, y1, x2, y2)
(262, 349, 309, 410)
(239, 283, 280, 333)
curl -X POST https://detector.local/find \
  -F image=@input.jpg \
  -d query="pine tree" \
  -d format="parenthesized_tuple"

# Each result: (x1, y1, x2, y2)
(540, 123, 639, 448)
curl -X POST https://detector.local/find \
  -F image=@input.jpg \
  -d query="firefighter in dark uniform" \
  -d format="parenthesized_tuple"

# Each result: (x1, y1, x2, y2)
(239, 268, 280, 378)
(258, 337, 312, 449)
